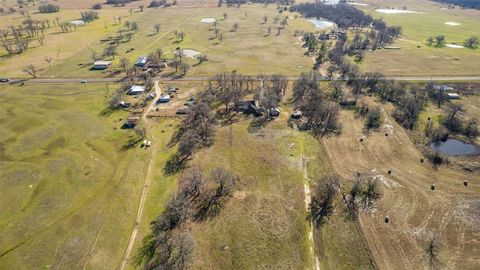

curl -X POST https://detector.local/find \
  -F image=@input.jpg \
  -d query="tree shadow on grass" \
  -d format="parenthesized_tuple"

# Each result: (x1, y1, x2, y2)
(121, 136, 143, 151)
(163, 153, 188, 176)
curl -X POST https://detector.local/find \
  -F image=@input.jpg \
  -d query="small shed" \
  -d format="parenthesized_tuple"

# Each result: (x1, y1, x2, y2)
(125, 116, 140, 128)
(176, 107, 190, 115)
(135, 56, 149, 67)
(433, 85, 454, 91)
(146, 92, 156, 101)
(129, 85, 146, 95)
(92, 61, 112, 70)
(269, 108, 281, 118)
(291, 111, 302, 119)
(340, 98, 357, 106)
(157, 95, 171, 103)
(447, 93, 460, 99)
(119, 101, 131, 108)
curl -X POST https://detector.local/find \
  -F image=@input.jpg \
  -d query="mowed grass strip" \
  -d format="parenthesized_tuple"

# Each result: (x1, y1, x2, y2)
(0, 83, 151, 269)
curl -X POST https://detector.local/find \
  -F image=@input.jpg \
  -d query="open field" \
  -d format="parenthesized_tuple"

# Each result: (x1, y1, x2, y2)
(0, 2, 139, 78)
(358, 0, 480, 76)
(1, 2, 315, 78)
(45, 4, 315, 78)
(322, 99, 480, 269)
(187, 118, 311, 269)
(0, 83, 160, 269)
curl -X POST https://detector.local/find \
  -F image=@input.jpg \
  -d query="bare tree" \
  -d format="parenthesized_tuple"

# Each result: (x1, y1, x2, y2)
(23, 64, 38, 78)
(154, 23, 161, 33)
(119, 57, 130, 73)
(179, 63, 190, 76)
(45, 56, 53, 67)
(346, 176, 361, 219)
(362, 177, 381, 210)
(231, 22, 239, 32)
(425, 234, 440, 270)
(309, 175, 339, 228)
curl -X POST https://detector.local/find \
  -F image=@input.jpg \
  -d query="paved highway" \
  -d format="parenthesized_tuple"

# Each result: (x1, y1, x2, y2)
(2, 75, 480, 85)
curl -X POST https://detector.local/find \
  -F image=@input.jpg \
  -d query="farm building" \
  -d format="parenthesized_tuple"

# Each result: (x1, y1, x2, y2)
(447, 93, 460, 99)
(434, 84, 455, 91)
(118, 101, 131, 108)
(269, 108, 281, 118)
(291, 111, 302, 119)
(92, 61, 112, 70)
(124, 116, 140, 128)
(135, 56, 149, 67)
(157, 95, 171, 103)
(128, 85, 146, 95)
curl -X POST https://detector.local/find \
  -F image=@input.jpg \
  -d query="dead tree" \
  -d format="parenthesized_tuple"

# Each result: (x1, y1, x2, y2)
(22, 64, 38, 78)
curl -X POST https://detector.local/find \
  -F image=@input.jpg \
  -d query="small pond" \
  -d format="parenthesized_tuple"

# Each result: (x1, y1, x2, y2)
(306, 18, 335, 30)
(431, 139, 480, 156)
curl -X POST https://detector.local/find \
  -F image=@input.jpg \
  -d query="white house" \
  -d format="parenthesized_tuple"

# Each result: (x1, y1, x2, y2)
(92, 61, 112, 70)
(447, 93, 460, 99)
(129, 85, 146, 95)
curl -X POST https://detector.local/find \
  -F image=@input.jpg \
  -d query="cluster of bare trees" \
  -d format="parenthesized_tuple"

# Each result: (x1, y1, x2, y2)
(291, 71, 341, 136)
(344, 174, 382, 220)
(256, 74, 288, 113)
(292, 2, 402, 44)
(296, 3, 401, 69)
(0, 18, 52, 55)
(135, 167, 236, 270)
(308, 173, 382, 228)
(207, 72, 257, 113)
(165, 96, 216, 174)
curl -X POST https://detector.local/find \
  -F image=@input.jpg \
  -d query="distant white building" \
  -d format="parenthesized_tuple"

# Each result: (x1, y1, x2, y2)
(157, 95, 171, 103)
(447, 93, 460, 99)
(92, 61, 111, 70)
(433, 85, 455, 91)
(129, 85, 146, 95)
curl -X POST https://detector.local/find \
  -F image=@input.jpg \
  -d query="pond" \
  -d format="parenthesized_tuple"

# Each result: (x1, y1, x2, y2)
(306, 18, 335, 30)
(431, 139, 480, 156)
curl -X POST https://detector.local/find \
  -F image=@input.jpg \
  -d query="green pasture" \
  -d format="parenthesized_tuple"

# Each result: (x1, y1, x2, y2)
(0, 83, 152, 269)
(358, 0, 480, 75)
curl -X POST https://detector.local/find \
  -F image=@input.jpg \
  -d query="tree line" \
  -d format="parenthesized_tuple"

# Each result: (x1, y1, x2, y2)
(135, 167, 236, 270)
(431, 0, 480, 9)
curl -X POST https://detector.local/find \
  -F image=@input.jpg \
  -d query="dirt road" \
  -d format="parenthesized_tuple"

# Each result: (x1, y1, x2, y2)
(118, 81, 162, 270)
(300, 155, 321, 270)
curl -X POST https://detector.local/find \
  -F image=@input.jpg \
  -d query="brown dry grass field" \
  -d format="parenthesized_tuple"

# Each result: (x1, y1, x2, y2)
(322, 98, 480, 269)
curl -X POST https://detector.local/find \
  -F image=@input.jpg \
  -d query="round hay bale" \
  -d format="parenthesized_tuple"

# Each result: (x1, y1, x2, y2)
(431, 184, 436, 191)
